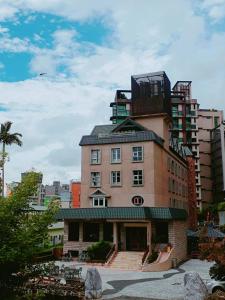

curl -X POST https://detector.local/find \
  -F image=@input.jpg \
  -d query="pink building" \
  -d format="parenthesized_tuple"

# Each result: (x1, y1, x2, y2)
(57, 114, 196, 269)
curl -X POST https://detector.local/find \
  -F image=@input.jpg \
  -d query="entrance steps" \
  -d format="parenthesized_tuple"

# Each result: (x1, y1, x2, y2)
(109, 251, 144, 270)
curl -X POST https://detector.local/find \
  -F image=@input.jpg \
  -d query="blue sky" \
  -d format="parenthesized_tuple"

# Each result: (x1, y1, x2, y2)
(0, 12, 112, 81)
(0, 0, 225, 184)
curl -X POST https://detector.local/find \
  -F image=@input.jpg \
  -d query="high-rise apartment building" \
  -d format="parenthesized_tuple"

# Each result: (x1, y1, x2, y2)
(170, 82, 201, 206)
(109, 73, 224, 209)
(211, 122, 225, 203)
(197, 109, 223, 207)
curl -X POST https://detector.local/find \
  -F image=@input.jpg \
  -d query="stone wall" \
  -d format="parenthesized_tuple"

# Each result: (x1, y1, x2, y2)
(63, 241, 94, 254)
(168, 220, 187, 263)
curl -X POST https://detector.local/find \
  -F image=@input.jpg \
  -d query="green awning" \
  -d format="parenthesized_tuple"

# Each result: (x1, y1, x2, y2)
(55, 207, 187, 221)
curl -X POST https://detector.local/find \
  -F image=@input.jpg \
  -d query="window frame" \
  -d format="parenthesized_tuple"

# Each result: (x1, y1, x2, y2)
(132, 169, 143, 186)
(92, 196, 107, 207)
(90, 149, 101, 165)
(111, 171, 121, 186)
(132, 146, 144, 162)
(90, 172, 101, 187)
(111, 147, 121, 164)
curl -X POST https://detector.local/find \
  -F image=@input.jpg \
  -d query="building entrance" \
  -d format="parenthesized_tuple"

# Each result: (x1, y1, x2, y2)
(125, 227, 147, 251)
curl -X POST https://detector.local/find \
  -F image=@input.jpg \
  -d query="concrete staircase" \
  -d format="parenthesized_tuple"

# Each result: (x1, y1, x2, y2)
(109, 251, 144, 270)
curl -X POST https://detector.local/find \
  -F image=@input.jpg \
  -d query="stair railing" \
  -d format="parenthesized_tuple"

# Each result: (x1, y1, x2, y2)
(105, 244, 117, 266)
(142, 248, 150, 265)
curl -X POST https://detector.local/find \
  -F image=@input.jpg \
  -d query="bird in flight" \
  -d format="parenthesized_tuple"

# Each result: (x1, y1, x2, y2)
(39, 73, 47, 76)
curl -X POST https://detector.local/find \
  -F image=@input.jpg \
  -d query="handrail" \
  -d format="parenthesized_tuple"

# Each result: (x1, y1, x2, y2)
(142, 248, 149, 265)
(105, 244, 115, 262)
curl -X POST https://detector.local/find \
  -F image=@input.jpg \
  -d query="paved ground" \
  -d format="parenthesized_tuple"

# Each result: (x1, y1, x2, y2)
(56, 259, 213, 300)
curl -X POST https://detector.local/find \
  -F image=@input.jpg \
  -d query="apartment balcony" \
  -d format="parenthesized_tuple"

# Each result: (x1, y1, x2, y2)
(172, 111, 183, 117)
(172, 124, 183, 130)
(186, 111, 196, 117)
(186, 124, 198, 131)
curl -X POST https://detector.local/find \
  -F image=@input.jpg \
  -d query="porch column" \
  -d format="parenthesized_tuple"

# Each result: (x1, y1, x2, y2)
(113, 222, 118, 251)
(79, 222, 83, 242)
(147, 222, 152, 253)
(99, 223, 104, 241)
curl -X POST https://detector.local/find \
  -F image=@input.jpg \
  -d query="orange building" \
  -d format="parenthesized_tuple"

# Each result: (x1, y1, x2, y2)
(70, 180, 81, 208)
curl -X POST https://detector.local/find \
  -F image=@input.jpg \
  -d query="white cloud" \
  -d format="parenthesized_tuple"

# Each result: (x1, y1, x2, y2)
(0, 0, 225, 185)
(201, 0, 225, 21)
(0, 78, 112, 183)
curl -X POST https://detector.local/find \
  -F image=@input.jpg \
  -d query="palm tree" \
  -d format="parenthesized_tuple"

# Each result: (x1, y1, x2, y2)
(0, 121, 22, 196)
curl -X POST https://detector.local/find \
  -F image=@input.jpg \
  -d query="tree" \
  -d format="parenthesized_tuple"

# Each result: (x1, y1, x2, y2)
(0, 172, 59, 288)
(0, 121, 22, 196)
(199, 225, 225, 280)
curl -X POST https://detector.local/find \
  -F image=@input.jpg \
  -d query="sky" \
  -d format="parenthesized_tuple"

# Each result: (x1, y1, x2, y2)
(0, 0, 225, 185)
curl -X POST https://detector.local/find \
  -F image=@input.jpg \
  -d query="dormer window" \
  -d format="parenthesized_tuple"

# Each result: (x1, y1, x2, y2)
(92, 196, 107, 207)
(89, 189, 110, 208)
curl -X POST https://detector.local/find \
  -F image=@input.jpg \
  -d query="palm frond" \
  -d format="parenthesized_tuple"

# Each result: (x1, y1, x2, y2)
(0, 122, 22, 146)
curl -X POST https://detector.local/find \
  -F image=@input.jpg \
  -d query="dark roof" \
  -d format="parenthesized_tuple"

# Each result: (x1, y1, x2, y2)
(112, 118, 148, 133)
(79, 130, 164, 146)
(91, 125, 117, 136)
(56, 207, 187, 221)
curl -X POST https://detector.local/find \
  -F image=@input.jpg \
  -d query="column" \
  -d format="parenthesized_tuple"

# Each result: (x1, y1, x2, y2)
(79, 222, 83, 242)
(113, 222, 118, 251)
(147, 222, 152, 253)
(99, 223, 104, 241)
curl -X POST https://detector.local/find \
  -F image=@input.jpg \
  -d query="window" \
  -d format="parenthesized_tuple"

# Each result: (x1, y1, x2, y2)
(132, 146, 143, 162)
(167, 157, 171, 171)
(91, 172, 101, 187)
(103, 223, 113, 242)
(214, 117, 220, 128)
(111, 148, 121, 163)
(92, 196, 107, 207)
(83, 223, 99, 242)
(68, 222, 79, 241)
(132, 195, 144, 206)
(91, 149, 101, 164)
(168, 178, 171, 192)
(111, 171, 121, 186)
(133, 170, 143, 185)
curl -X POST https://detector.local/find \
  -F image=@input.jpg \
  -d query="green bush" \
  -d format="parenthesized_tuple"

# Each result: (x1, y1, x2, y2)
(217, 201, 225, 211)
(87, 240, 112, 261)
(147, 251, 158, 264)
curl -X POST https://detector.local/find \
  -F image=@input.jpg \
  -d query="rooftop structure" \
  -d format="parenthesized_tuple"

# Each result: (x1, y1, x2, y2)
(131, 71, 171, 117)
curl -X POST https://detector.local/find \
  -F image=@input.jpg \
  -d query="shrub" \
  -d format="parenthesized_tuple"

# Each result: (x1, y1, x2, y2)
(147, 251, 158, 264)
(87, 240, 112, 261)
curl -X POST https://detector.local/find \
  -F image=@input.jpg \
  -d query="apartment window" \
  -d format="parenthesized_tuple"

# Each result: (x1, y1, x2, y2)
(214, 117, 220, 128)
(91, 172, 101, 187)
(91, 149, 101, 164)
(92, 196, 107, 207)
(132, 146, 143, 162)
(168, 178, 171, 192)
(171, 160, 175, 174)
(111, 148, 121, 163)
(111, 171, 121, 186)
(167, 157, 171, 171)
(133, 170, 143, 185)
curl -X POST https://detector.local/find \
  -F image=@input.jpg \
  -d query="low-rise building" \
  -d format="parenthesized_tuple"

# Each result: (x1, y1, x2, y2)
(58, 114, 196, 264)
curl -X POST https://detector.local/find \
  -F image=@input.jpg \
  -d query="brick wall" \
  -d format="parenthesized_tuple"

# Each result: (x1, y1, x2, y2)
(168, 220, 187, 263)
(187, 156, 198, 230)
